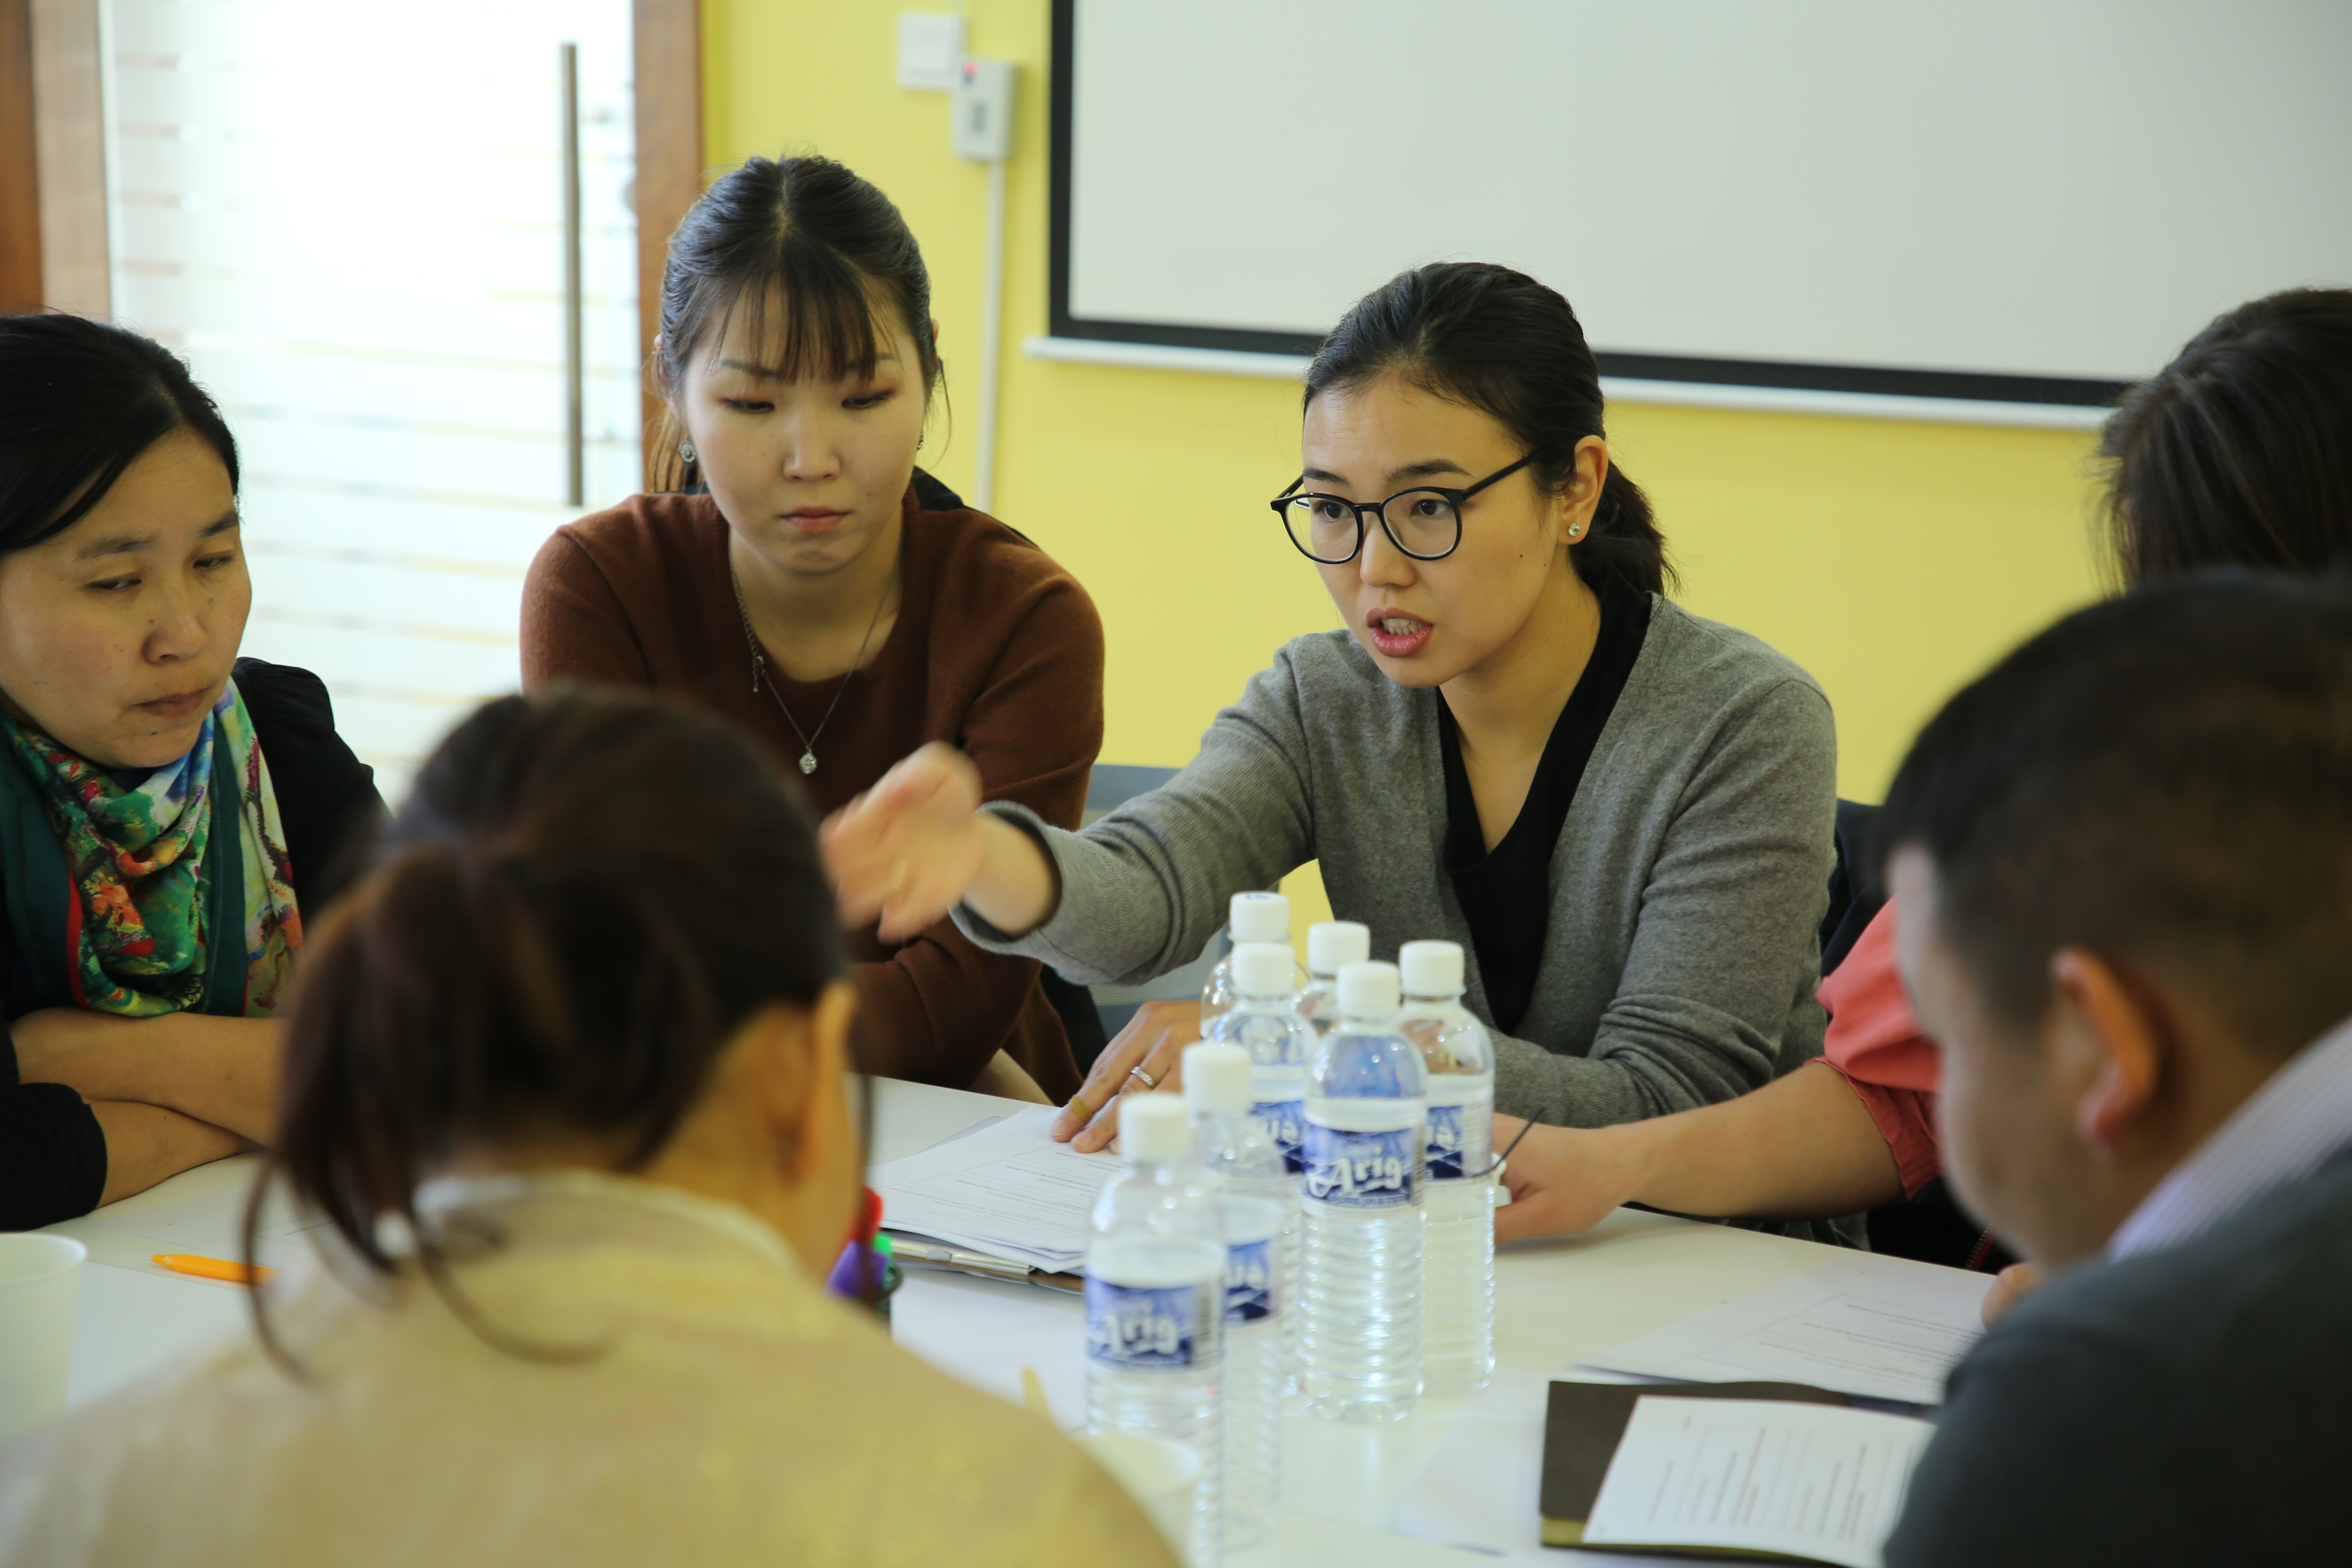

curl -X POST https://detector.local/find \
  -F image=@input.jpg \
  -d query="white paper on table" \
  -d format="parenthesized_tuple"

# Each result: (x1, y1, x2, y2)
(1581, 1396, 1933, 1568)
(869, 1105, 1121, 1271)
(1396, 1371, 1702, 1567)
(100, 1176, 333, 1267)
(1578, 1256, 1993, 1405)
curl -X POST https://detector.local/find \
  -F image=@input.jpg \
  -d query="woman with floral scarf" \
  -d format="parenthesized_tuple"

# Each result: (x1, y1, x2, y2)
(0, 315, 380, 1227)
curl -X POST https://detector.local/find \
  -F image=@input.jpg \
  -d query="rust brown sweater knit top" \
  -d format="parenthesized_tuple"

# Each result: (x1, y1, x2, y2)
(519, 485, 1104, 1099)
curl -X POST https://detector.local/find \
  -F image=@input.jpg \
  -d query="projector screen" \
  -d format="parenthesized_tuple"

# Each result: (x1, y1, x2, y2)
(1050, 0, 2352, 406)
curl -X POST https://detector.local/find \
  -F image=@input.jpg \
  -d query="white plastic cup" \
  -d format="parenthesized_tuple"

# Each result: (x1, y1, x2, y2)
(1079, 1431, 1205, 1558)
(0, 1234, 86, 1443)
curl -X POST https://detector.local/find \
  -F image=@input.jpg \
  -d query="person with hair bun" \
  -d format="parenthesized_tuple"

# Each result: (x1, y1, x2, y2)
(827, 262, 1842, 1177)
(523, 153, 1104, 1104)
(0, 314, 379, 1229)
(0, 687, 1177, 1568)
(1488, 286, 2352, 1296)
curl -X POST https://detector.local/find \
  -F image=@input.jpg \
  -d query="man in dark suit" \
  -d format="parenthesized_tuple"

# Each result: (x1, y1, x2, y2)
(1878, 574, 2352, 1566)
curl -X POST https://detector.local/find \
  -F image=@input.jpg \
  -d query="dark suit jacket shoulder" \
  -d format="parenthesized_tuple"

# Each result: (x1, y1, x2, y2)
(1886, 1145, 2352, 1566)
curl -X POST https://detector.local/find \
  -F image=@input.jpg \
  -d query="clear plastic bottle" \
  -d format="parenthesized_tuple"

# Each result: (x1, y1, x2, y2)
(1203, 942, 1314, 1178)
(1086, 1094, 1227, 1567)
(1203, 942, 1310, 1395)
(1399, 940, 1496, 1397)
(1298, 960, 1427, 1423)
(1295, 920, 1370, 1039)
(1199, 891, 1303, 1031)
(1182, 1041, 1289, 1552)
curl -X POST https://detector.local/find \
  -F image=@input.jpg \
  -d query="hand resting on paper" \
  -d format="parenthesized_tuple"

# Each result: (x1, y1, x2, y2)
(1492, 1115, 1642, 1242)
(1979, 1261, 2041, 1326)
(1050, 1001, 1203, 1152)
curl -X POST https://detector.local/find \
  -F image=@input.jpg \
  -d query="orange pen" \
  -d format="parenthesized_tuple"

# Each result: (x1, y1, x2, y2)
(151, 1254, 274, 1286)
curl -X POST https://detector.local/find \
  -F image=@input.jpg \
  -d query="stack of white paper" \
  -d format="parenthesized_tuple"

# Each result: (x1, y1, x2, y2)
(1583, 1396, 1933, 1568)
(870, 1105, 1121, 1272)
(1579, 1257, 1993, 1406)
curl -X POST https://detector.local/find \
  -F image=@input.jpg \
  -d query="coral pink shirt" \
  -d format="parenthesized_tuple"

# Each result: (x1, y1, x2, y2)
(1813, 901, 1944, 1195)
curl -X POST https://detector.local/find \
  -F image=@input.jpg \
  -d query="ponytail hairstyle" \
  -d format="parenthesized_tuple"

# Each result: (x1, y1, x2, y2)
(2099, 287, 2352, 587)
(1303, 262, 1674, 599)
(251, 687, 851, 1361)
(0, 313, 240, 554)
(650, 154, 942, 492)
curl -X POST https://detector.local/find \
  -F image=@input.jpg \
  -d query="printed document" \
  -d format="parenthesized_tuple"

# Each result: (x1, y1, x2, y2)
(1579, 1257, 1993, 1405)
(870, 1105, 1121, 1271)
(1582, 1396, 1933, 1568)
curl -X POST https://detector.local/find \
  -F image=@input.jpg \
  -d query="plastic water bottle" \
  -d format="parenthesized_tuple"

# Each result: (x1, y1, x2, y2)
(1087, 1095, 1227, 1566)
(1400, 940, 1496, 1397)
(1199, 891, 1303, 1031)
(1298, 960, 1427, 1423)
(1295, 920, 1370, 1038)
(1202, 942, 1310, 1394)
(1203, 943, 1313, 1178)
(1183, 1042, 1289, 1552)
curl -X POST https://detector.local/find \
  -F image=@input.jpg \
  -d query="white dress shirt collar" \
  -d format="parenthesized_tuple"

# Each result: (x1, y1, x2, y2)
(2108, 1010, 2352, 1260)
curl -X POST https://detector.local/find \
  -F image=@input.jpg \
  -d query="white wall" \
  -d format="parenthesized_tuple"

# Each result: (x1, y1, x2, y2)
(1067, 0, 2352, 384)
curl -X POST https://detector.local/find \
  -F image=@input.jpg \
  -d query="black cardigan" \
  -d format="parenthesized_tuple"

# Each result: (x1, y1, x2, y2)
(0, 659, 381, 1229)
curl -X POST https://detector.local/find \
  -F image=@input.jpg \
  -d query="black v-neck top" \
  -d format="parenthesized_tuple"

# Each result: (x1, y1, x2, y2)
(1437, 586, 1653, 1034)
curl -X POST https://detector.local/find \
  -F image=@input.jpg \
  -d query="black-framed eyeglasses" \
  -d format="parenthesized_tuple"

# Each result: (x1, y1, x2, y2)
(1268, 452, 1539, 564)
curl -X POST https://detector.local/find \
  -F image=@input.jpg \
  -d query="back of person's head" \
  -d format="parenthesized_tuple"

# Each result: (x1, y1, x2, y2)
(270, 686, 848, 1280)
(1303, 261, 1672, 599)
(652, 154, 938, 490)
(2102, 287, 2352, 585)
(0, 312, 240, 553)
(1882, 572, 2352, 1058)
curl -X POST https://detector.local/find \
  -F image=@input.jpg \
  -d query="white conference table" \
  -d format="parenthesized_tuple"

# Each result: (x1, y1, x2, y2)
(41, 1077, 1931, 1565)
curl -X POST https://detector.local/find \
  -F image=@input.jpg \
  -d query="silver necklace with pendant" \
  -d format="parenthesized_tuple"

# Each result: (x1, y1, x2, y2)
(729, 562, 892, 776)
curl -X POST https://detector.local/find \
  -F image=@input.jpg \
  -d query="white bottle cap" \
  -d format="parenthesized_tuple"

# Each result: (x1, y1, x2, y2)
(1229, 941, 1295, 1000)
(1337, 960, 1401, 1018)
(1121, 1094, 1192, 1164)
(1399, 940, 1464, 997)
(1228, 891, 1290, 944)
(1182, 1042, 1252, 1112)
(1307, 920, 1370, 977)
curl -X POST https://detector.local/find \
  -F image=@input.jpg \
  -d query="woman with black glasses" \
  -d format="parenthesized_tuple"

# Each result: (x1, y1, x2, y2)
(825, 262, 1837, 1162)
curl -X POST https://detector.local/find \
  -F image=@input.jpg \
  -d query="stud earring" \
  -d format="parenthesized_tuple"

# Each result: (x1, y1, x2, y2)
(679, 439, 698, 465)
(1568, 523, 1582, 536)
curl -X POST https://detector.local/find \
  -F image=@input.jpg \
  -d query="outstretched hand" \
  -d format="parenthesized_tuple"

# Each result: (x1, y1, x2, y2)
(1051, 1000, 1204, 1152)
(820, 743, 988, 942)
(1492, 1115, 1645, 1243)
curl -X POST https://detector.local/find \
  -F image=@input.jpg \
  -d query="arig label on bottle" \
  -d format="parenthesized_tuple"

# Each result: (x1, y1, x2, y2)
(1425, 1104, 1471, 1180)
(1086, 1278, 1202, 1370)
(1250, 1098, 1306, 1174)
(1225, 1238, 1275, 1323)
(1302, 1122, 1423, 1209)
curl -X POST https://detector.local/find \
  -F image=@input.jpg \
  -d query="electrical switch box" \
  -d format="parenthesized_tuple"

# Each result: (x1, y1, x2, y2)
(951, 56, 1017, 162)
(951, 57, 1017, 162)
(896, 13, 964, 91)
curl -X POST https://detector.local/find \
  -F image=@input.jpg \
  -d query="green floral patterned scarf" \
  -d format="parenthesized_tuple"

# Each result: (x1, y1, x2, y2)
(0, 680, 302, 1016)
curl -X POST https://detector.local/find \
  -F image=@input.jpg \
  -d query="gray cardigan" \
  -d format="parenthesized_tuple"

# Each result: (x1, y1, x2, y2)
(960, 597, 1837, 1128)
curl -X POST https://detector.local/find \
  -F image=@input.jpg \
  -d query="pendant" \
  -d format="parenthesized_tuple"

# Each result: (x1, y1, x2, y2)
(799, 751, 817, 775)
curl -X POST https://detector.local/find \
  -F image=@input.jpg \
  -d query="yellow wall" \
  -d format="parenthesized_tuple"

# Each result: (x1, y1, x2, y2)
(704, 0, 2108, 925)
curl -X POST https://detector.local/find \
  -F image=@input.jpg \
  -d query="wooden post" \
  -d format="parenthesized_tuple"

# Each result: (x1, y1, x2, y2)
(633, 0, 702, 490)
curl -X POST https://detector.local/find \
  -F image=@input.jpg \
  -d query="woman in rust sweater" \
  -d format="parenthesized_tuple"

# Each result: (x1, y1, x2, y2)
(521, 154, 1102, 1101)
